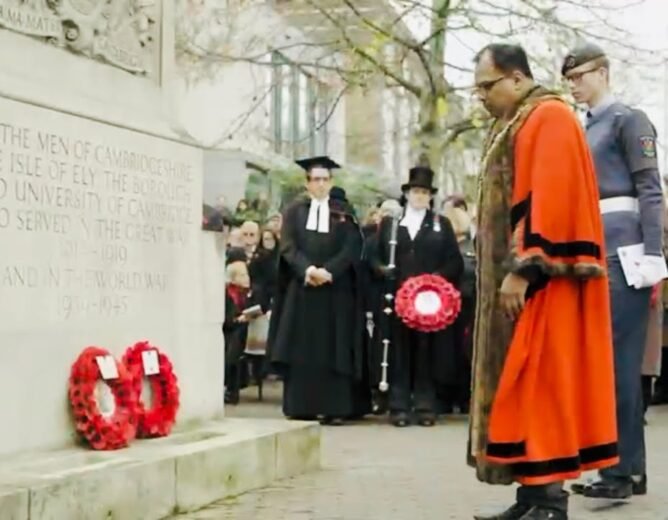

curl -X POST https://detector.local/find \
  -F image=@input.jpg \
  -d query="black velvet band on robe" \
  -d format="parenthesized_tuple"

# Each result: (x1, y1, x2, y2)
(268, 195, 369, 418)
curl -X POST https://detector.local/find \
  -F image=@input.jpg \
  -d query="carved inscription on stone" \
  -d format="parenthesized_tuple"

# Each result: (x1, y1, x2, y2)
(0, 0, 61, 37)
(0, 0, 158, 75)
(0, 107, 199, 323)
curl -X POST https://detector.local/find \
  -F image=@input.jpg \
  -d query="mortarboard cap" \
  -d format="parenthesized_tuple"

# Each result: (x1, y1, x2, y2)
(295, 155, 341, 172)
(561, 43, 607, 76)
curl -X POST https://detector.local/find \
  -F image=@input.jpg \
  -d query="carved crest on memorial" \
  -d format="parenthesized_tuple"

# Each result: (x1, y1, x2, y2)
(0, 0, 158, 76)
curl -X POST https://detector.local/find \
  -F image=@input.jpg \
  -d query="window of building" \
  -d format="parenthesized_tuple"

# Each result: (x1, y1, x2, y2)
(271, 51, 330, 158)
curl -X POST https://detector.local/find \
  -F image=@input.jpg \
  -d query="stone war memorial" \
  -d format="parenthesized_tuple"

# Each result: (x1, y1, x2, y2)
(0, 2, 319, 519)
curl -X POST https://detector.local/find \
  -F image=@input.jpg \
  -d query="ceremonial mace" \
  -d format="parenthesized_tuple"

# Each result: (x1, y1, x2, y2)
(379, 207, 401, 393)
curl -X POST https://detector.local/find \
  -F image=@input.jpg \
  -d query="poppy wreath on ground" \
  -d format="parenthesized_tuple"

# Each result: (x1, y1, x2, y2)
(68, 346, 138, 450)
(395, 274, 462, 333)
(122, 341, 180, 438)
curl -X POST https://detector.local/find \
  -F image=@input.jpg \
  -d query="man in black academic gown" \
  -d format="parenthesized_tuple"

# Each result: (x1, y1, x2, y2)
(268, 156, 368, 425)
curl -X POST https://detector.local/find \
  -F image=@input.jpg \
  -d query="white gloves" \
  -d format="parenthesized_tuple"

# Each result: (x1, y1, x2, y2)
(631, 255, 668, 289)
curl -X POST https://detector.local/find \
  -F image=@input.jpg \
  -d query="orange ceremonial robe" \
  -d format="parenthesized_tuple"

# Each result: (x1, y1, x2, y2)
(483, 99, 619, 485)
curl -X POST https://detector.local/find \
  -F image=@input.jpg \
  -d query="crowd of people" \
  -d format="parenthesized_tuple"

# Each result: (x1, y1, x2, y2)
(216, 162, 479, 421)
(214, 41, 667, 520)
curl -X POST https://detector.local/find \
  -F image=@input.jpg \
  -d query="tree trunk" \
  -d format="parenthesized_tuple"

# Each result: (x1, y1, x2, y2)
(415, 0, 449, 180)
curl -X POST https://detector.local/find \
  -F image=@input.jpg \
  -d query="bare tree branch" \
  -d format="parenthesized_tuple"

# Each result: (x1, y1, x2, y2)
(301, 0, 423, 97)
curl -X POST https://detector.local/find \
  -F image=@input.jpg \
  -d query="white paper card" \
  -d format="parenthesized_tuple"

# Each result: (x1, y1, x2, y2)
(617, 244, 668, 287)
(141, 349, 160, 376)
(95, 355, 119, 380)
(617, 243, 644, 287)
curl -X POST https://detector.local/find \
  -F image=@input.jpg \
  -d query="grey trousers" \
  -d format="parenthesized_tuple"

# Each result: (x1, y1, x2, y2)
(601, 255, 651, 479)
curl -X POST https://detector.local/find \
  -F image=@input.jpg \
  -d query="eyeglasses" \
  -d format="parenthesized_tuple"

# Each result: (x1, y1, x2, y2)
(474, 76, 506, 93)
(563, 68, 600, 84)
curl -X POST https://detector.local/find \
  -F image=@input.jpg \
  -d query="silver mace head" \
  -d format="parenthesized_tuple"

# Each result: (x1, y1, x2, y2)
(379, 381, 389, 392)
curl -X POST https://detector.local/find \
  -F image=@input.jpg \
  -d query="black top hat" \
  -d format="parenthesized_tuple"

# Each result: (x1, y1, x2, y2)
(295, 155, 341, 172)
(329, 185, 357, 218)
(401, 166, 437, 193)
(329, 186, 347, 201)
(561, 43, 606, 76)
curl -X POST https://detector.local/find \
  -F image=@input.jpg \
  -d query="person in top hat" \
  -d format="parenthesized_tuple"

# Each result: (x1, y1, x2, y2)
(369, 165, 463, 427)
(268, 156, 370, 425)
(563, 43, 665, 500)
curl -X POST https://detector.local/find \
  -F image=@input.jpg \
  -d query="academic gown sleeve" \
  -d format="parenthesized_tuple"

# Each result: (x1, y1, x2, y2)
(279, 203, 312, 280)
(507, 99, 606, 279)
(324, 219, 363, 279)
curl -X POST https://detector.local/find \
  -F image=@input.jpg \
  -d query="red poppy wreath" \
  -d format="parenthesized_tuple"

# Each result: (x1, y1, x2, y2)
(68, 346, 138, 450)
(122, 341, 180, 438)
(395, 274, 462, 333)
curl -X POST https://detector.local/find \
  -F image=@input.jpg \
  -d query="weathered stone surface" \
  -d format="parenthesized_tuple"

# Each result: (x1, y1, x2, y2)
(0, 485, 28, 520)
(0, 419, 320, 519)
(174, 433, 276, 513)
(276, 422, 321, 479)
(0, 0, 160, 75)
(28, 458, 175, 520)
(0, 94, 224, 458)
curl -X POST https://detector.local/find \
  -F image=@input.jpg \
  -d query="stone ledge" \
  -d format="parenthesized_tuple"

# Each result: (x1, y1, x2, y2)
(0, 419, 320, 520)
(0, 485, 28, 520)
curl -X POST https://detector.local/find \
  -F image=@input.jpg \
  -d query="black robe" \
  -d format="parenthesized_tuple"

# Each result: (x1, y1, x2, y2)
(268, 196, 367, 418)
(248, 248, 279, 311)
(362, 228, 386, 388)
(370, 211, 464, 410)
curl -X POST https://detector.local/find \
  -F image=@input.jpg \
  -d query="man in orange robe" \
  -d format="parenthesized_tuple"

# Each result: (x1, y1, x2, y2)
(468, 43, 619, 520)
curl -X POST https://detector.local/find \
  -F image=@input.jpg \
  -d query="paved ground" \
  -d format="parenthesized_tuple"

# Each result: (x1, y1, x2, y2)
(175, 382, 668, 520)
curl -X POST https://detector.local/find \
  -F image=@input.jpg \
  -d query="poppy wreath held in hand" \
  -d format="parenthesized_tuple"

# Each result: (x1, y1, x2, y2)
(68, 346, 138, 450)
(394, 274, 462, 333)
(122, 341, 180, 438)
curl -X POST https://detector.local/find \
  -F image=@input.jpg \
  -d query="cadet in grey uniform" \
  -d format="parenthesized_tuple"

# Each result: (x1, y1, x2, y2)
(563, 43, 665, 500)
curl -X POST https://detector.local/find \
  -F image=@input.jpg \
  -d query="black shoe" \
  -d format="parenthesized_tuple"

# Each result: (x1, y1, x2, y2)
(417, 412, 436, 427)
(319, 417, 344, 426)
(371, 391, 389, 415)
(572, 477, 643, 496)
(224, 390, 239, 405)
(580, 479, 633, 499)
(390, 412, 410, 427)
(473, 503, 531, 520)
(632, 474, 647, 495)
(519, 506, 567, 520)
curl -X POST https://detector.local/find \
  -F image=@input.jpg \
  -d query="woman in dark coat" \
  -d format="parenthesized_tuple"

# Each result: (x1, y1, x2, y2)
(248, 228, 279, 309)
(370, 166, 463, 427)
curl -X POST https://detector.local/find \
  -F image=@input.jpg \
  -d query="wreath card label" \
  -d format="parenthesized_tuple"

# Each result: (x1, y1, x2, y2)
(95, 355, 119, 380)
(141, 349, 160, 376)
